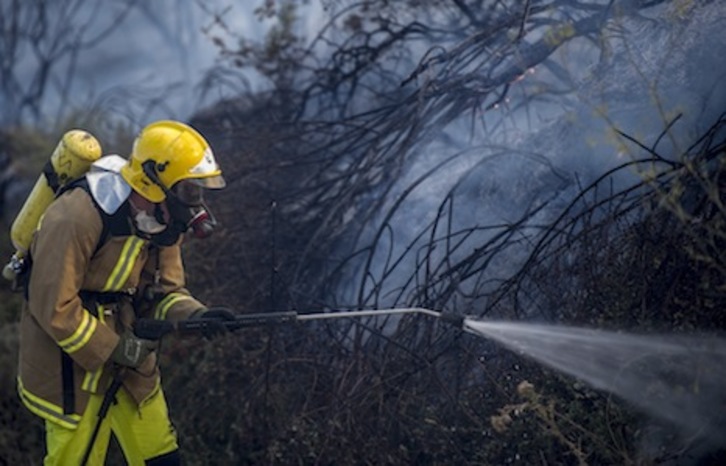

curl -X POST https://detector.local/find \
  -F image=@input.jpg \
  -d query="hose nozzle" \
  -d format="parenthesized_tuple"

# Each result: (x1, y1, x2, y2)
(439, 312, 465, 329)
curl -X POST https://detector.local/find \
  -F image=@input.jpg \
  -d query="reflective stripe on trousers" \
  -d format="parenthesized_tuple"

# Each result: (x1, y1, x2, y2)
(44, 384, 179, 466)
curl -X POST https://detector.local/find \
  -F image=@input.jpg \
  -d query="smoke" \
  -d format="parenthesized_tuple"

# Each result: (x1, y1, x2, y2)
(335, 2, 726, 312)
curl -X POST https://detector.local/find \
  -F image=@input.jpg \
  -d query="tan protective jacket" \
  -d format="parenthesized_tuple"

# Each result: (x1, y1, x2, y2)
(18, 187, 204, 429)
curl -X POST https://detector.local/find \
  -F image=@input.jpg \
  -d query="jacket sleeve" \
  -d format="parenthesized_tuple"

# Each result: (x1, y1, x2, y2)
(146, 241, 205, 322)
(27, 189, 120, 372)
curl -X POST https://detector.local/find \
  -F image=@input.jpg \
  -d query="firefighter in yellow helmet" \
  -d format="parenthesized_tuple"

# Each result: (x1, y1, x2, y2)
(17, 120, 233, 465)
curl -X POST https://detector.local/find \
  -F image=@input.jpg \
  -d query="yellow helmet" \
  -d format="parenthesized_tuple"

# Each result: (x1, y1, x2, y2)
(121, 120, 225, 202)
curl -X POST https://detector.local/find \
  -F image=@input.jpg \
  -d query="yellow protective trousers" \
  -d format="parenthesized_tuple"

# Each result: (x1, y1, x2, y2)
(44, 385, 179, 465)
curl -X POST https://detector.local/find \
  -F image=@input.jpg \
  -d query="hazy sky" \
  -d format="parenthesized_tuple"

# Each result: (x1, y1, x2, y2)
(10, 0, 326, 126)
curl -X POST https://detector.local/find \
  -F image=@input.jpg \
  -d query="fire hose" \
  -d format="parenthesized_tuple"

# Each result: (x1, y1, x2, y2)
(133, 308, 466, 340)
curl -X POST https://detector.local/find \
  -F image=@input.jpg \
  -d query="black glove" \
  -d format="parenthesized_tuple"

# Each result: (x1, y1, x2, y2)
(190, 307, 236, 339)
(111, 330, 157, 368)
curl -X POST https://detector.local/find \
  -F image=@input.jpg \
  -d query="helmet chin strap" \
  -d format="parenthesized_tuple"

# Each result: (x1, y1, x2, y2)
(141, 160, 171, 197)
(153, 203, 167, 225)
(141, 160, 193, 207)
(137, 161, 170, 225)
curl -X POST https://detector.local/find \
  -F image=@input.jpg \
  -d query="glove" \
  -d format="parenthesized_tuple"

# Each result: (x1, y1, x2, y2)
(190, 307, 236, 339)
(111, 331, 157, 368)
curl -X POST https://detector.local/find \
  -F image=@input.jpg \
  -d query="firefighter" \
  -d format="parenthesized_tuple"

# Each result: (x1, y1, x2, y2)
(17, 120, 234, 465)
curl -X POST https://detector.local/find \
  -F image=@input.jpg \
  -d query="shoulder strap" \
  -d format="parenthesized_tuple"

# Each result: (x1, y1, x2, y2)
(59, 177, 132, 254)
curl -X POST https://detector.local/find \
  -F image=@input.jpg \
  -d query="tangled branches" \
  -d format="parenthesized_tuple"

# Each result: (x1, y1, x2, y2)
(179, 1, 726, 464)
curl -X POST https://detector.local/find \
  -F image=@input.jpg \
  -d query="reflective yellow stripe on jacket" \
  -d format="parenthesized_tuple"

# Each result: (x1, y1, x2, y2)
(102, 237, 145, 291)
(58, 310, 97, 354)
(18, 378, 81, 430)
(76, 238, 144, 394)
(155, 292, 194, 320)
(80, 238, 144, 392)
(81, 305, 106, 393)
(57, 238, 144, 358)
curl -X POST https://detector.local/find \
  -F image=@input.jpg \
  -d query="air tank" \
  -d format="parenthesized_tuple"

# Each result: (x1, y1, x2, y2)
(2, 130, 102, 281)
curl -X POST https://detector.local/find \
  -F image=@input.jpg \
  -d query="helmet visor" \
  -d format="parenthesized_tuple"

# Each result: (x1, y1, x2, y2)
(172, 180, 205, 206)
(192, 174, 226, 190)
(187, 147, 226, 190)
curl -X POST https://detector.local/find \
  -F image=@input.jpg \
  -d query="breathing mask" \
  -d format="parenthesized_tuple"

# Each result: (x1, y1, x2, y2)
(140, 160, 219, 241)
(166, 180, 217, 239)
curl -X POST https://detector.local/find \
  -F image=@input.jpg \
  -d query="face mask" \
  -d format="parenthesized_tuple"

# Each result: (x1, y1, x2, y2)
(133, 210, 167, 234)
(184, 205, 217, 239)
(167, 182, 218, 239)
